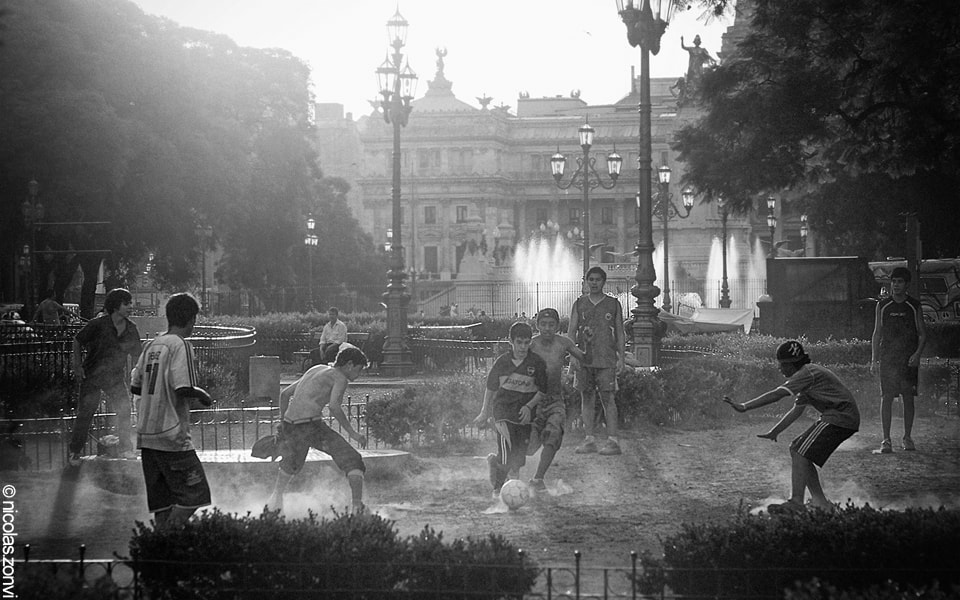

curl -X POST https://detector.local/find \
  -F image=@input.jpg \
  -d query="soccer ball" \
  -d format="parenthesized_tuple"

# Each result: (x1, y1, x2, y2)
(499, 479, 531, 510)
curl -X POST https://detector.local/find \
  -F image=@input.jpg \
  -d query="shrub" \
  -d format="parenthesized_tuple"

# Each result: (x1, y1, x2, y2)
(128, 508, 537, 599)
(365, 375, 483, 447)
(14, 563, 121, 600)
(787, 578, 960, 600)
(636, 505, 960, 599)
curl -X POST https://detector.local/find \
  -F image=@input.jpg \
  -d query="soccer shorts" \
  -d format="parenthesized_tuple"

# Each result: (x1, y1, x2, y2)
(574, 366, 618, 393)
(530, 396, 565, 453)
(278, 419, 365, 476)
(790, 421, 856, 468)
(880, 359, 918, 398)
(141, 448, 212, 514)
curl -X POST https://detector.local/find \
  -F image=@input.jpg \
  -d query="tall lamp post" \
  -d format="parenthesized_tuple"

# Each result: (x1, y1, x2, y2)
(550, 121, 622, 277)
(20, 179, 43, 311)
(800, 213, 808, 256)
(766, 196, 778, 258)
(195, 225, 213, 314)
(376, 8, 418, 376)
(616, 0, 677, 366)
(304, 215, 318, 310)
(717, 194, 732, 308)
(652, 165, 692, 313)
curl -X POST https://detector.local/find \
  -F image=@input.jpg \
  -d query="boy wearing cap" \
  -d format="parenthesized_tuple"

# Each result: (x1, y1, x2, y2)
(527, 308, 586, 493)
(871, 266, 926, 453)
(724, 340, 859, 513)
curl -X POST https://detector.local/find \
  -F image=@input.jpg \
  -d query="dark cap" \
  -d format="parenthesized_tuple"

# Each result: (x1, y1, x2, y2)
(536, 308, 560, 323)
(776, 340, 808, 363)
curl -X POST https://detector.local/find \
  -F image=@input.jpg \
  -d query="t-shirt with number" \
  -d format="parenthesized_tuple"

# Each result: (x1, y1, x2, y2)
(131, 333, 199, 452)
(777, 363, 860, 431)
(485, 351, 547, 423)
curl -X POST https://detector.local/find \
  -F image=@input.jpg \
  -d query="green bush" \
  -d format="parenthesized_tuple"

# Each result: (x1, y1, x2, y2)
(787, 578, 960, 600)
(14, 563, 121, 600)
(365, 374, 484, 447)
(636, 505, 960, 599)
(129, 508, 536, 599)
(925, 322, 960, 358)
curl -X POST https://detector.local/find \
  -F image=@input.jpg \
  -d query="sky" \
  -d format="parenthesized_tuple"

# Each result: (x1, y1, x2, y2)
(130, 0, 734, 118)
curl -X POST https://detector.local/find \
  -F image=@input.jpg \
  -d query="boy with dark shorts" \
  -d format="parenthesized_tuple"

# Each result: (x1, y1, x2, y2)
(267, 346, 368, 513)
(473, 321, 548, 498)
(871, 266, 926, 453)
(527, 308, 586, 493)
(724, 340, 859, 513)
(131, 293, 213, 527)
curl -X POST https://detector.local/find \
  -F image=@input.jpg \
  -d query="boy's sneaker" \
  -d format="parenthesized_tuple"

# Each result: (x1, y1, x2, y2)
(528, 478, 547, 494)
(879, 439, 893, 454)
(901, 437, 916, 451)
(574, 439, 597, 454)
(599, 439, 622, 456)
(67, 452, 82, 467)
(120, 450, 138, 460)
(768, 500, 805, 515)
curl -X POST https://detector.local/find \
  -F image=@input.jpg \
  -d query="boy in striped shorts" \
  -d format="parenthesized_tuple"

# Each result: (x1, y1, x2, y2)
(723, 340, 859, 513)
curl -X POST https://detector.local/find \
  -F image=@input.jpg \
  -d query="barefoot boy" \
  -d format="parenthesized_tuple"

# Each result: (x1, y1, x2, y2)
(724, 340, 859, 512)
(527, 308, 586, 493)
(473, 321, 547, 498)
(267, 346, 369, 513)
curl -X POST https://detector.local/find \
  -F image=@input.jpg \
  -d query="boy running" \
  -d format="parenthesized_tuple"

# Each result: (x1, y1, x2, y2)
(130, 292, 212, 527)
(724, 340, 860, 513)
(473, 321, 548, 498)
(267, 346, 369, 513)
(527, 308, 586, 493)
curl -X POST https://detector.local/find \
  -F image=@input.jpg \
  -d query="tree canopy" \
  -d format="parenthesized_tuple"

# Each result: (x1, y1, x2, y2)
(673, 0, 960, 258)
(0, 0, 381, 315)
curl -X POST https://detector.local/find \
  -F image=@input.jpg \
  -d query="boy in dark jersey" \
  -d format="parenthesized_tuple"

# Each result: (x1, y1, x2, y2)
(473, 321, 548, 498)
(870, 267, 926, 453)
(724, 340, 860, 513)
(527, 308, 586, 493)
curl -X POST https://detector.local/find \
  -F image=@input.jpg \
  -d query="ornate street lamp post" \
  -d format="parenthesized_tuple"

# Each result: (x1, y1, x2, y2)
(195, 224, 213, 314)
(653, 165, 692, 313)
(616, 0, 678, 366)
(304, 215, 318, 310)
(717, 194, 732, 308)
(550, 122, 622, 278)
(20, 179, 43, 312)
(800, 213, 808, 256)
(766, 195, 778, 258)
(376, 8, 418, 376)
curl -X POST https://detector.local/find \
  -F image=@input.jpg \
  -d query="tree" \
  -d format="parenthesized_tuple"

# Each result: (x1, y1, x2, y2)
(673, 0, 960, 258)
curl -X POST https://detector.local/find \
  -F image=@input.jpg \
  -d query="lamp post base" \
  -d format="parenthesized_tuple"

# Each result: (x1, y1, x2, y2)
(381, 280, 414, 377)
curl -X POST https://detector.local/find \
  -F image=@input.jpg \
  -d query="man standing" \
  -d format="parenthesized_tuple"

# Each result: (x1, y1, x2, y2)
(68, 288, 142, 465)
(131, 293, 213, 527)
(871, 266, 926, 453)
(568, 267, 625, 456)
(32, 290, 65, 325)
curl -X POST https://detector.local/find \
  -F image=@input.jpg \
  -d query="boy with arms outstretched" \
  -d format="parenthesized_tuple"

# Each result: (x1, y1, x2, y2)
(527, 308, 586, 493)
(473, 321, 548, 498)
(724, 340, 859, 512)
(267, 346, 369, 513)
(131, 292, 213, 527)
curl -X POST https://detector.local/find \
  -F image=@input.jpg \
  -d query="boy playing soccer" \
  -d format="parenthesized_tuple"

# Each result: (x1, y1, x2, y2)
(527, 308, 586, 493)
(473, 321, 548, 498)
(267, 346, 369, 513)
(131, 292, 213, 527)
(724, 340, 860, 512)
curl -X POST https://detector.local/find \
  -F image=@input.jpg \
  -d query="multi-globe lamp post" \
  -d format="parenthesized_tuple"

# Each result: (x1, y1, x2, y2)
(616, 0, 677, 365)
(304, 215, 318, 310)
(800, 213, 808, 256)
(20, 179, 43, 311)
(652, 165, 693, 313)
(376, 8, 418, 376)
(766, 196, 778, 259)
(550, 122, 622, 278)
(195, 224, 213, 314)
(717, 194, 732, 308)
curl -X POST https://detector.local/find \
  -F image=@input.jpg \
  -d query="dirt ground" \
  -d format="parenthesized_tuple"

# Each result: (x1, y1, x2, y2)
(6, 409, 959, 570)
